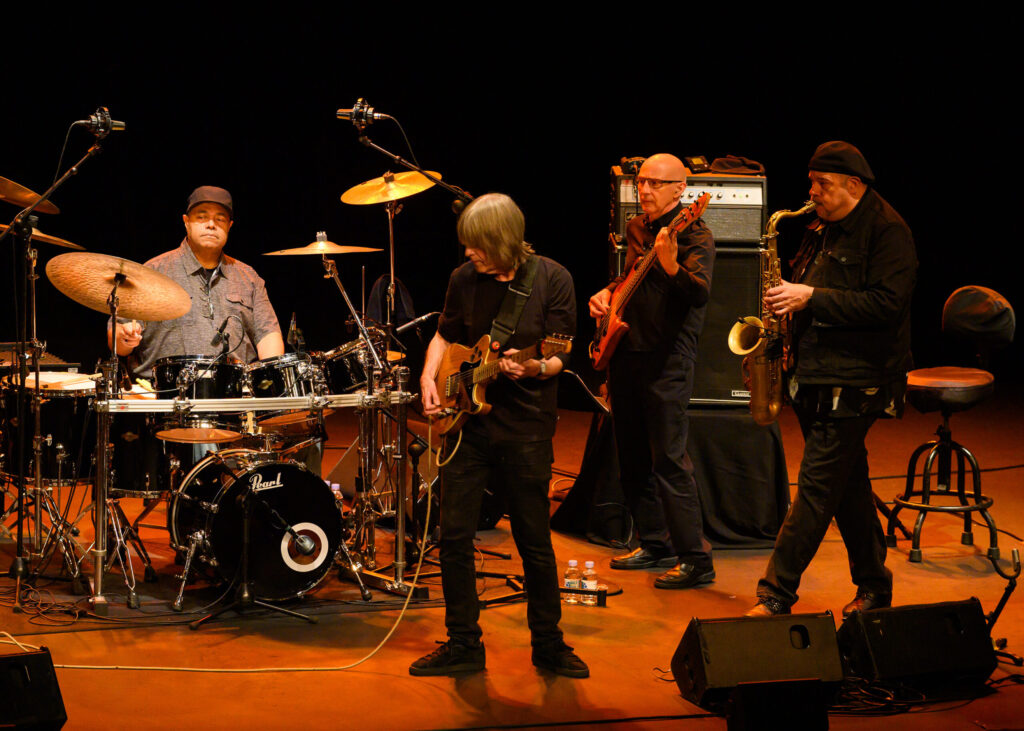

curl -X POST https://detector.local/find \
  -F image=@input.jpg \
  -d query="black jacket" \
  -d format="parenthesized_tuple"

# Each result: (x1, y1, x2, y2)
(790, 188, 917, 386)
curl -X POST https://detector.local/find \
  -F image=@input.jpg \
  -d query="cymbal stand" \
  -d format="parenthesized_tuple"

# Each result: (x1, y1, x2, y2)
(321, 254, 386, 372)
(89, 272, 126, 613)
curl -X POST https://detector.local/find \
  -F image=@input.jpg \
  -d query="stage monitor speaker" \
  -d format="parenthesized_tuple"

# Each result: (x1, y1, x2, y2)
(672, 612, 843, 710)
(0, 647, 67, 730)
(692, 247, 761, 405)
(836, 597, 997, 688)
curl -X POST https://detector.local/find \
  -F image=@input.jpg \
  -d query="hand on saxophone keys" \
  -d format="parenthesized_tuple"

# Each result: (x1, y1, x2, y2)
(765, 280, 814, 315)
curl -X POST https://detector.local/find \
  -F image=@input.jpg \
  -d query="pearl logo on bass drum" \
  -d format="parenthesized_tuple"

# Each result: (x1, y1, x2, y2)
(250, 472, 285, 492)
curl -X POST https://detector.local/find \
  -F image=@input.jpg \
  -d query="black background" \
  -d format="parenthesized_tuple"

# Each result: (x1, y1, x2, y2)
(4, 20, 1019, 388)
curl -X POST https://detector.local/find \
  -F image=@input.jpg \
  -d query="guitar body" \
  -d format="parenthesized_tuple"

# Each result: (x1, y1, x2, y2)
(433, 335, 495, 436)
(431, 333, 573, 436)
(589, 298, 629, 372)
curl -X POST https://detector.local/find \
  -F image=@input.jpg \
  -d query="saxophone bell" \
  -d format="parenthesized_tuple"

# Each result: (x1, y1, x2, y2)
(727, 316, 764, 356)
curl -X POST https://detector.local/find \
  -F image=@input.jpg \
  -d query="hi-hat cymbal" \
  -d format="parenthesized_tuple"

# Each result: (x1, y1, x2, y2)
(340, 170, 440, 205)
(0, 175, 59, 214)
(0, 223, 82, 250)
(265, 240, 382, 256)
(46, 252, 192, 322)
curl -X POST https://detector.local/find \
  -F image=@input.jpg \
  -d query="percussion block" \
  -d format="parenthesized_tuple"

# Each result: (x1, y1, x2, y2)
(836, 597, 996, 688)
(0, 647, 67, 730)
(671, 613, 843, 711)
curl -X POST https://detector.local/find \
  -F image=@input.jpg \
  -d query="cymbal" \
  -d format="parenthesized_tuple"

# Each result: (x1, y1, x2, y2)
(340, 170, 440, 205)
(0, 175, 59, 214)
(0, 223, 83, 250)
(265, 240, 382, 256)
(46, 252, 192, 322)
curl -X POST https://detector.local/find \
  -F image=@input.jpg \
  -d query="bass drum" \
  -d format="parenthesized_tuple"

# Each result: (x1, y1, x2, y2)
(168, 449, 342, 601)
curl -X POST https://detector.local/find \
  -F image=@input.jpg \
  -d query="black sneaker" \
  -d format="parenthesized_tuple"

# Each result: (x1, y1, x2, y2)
(409, 640, 485, 676)
(532, 644, 590, 678)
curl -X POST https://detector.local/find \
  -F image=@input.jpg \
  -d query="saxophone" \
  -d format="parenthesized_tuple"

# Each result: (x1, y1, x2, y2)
(727, 201, 816, 425)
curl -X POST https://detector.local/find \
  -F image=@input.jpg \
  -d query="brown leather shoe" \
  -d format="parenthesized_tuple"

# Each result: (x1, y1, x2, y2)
(743, 596, 791, 617)
(842, 591, 892, 618)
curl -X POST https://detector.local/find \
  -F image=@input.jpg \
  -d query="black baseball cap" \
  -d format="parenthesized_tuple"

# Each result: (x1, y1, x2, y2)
(186, 186, 234, 218)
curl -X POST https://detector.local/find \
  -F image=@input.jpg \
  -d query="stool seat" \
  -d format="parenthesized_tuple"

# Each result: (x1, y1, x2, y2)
(907, 367, 994, 414)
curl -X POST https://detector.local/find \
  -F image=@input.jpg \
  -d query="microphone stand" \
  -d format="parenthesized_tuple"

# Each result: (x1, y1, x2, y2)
(352, 130, 473, 347)
(2, 132, 109, 609)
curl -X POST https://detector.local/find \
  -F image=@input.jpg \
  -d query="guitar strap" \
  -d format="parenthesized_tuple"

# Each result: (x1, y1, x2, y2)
(488, 254, 538, 350)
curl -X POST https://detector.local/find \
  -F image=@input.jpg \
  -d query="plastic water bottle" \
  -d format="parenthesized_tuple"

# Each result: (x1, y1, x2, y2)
(581, 560, 598, 606)
(563, 559, 581, 604)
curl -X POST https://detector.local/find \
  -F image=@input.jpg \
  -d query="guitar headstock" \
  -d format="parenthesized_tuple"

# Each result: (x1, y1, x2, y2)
(668, 191, 711, 234)
(540, 334, 573, 358)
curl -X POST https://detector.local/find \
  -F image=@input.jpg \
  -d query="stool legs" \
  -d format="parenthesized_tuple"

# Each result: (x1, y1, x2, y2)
(887, 420, 999, 562)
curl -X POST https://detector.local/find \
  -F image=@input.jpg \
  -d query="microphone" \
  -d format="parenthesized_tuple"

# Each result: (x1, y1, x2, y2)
(293, 534, 316, 556)
(74, 107, 125, 138)
(336, 98, 389, 129)
(286, 312, 306, 352)
(211, 316, 231, 346)
(395, 311, 440, 335)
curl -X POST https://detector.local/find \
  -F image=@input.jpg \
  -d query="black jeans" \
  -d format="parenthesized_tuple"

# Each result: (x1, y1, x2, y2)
(758, 400, 892, 606)
(439, 428, 563, 649)
(608, 351, 711, 568)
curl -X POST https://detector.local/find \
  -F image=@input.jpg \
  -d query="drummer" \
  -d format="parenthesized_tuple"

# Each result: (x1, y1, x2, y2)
(109, 185, 284, 377)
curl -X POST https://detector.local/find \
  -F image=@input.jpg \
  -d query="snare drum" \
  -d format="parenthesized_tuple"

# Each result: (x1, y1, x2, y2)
(1, 372, 96, 483)
(153, 356, 245, 443)
(168, 448, 342, 601)
(317, 329, 388, 394)
(246, 352, 325, 427)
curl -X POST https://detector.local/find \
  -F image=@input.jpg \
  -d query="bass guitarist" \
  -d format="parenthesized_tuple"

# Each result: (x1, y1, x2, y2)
(588, 153, 716, 589)
(413, 193, 586, 678)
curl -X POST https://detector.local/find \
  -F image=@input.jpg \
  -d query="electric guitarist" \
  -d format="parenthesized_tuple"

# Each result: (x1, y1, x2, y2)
(412, 193, 586, 679)
(587, 153, 717, 590)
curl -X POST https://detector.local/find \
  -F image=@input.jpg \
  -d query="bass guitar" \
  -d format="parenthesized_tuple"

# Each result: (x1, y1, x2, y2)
(589, 192, 711, 371)
(431, 333, 573, 436)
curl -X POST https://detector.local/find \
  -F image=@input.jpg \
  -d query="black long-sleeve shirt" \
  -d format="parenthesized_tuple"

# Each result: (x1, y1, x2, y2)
(609, 201, 715, 358)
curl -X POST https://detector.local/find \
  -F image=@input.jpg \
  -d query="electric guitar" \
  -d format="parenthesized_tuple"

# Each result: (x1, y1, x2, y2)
(430, 333, 573, 436)
(589, 192, 711, 371)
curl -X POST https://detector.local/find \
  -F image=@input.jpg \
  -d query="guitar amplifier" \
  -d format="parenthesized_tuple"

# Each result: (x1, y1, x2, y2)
(610, 168, 767, 277)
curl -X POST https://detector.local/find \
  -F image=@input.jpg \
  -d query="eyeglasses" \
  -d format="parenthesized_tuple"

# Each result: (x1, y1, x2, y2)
(635, 177, 683, 190)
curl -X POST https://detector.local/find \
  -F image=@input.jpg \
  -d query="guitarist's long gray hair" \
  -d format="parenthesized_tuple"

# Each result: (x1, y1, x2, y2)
(456, 193, 535, 273)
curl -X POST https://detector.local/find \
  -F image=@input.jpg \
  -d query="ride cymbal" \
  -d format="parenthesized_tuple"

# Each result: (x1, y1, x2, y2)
(340, 170, 440, 205)
(46, 252, 191, 321)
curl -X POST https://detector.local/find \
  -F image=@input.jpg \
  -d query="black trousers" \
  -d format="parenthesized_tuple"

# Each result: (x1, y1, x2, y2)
(608, 351, 711, 568)
(438, 428, 563, 649)
(758, 400, 892, 606)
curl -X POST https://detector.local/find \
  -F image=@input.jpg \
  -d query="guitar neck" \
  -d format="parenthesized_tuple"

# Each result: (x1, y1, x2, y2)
(473, 342, 540, 383)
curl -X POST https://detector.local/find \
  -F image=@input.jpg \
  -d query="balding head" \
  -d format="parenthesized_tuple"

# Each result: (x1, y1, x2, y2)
(637, 153, 688, 219)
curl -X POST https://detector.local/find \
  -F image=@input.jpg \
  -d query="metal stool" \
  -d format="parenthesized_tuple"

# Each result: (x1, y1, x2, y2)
(886, 367, 998, 562)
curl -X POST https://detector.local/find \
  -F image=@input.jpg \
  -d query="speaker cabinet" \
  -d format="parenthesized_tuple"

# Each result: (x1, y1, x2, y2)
(672, 613, 843, 710)
(692, 247, 761, 404)
(836, 598, 997, 688)
(0, 648, 67, 730)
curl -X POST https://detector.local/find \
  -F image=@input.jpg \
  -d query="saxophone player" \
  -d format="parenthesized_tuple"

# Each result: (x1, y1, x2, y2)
(746, 141, 917, 617)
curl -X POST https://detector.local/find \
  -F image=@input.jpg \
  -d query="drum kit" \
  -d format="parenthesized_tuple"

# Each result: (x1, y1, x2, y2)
(1, 132, 454, 618)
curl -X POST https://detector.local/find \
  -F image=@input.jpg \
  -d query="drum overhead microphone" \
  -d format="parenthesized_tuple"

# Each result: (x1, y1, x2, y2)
(74, 107, 125, 138)
(336, 98, 389, 129)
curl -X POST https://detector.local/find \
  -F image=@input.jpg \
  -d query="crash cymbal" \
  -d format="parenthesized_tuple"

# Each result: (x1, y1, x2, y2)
(0, 223, 83, 250)
(0, 175, 59, 214)
(340, 170, 440, 205)
(265, 240, 382, 256)
(46, 252, 191, 322)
